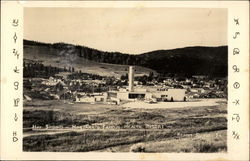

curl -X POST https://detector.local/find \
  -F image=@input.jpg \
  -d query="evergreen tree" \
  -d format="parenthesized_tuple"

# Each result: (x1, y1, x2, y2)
(148, 72, 154, 81)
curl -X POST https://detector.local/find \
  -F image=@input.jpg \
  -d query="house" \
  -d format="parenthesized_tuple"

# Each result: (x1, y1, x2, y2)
(42, 77, 65, 86)
(190, 88, 206, 94)
(23, 95, 32, 101)
(75, 92, 108, 103)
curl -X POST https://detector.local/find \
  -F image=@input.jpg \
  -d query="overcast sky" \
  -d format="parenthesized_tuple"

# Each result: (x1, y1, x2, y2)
(24, 7, 227, 54)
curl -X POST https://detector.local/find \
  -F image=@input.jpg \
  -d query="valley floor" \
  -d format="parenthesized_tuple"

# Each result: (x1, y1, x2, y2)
(23, 98, 227, 152)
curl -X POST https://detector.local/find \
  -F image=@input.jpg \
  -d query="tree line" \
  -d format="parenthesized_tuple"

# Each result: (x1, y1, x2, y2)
(23, 61, 74, 78)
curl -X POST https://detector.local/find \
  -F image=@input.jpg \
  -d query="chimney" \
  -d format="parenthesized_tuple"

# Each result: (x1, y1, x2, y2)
(128, 66, 134, 92)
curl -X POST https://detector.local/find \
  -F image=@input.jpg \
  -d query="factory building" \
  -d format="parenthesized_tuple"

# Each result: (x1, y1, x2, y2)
(75, 66, 186, 104)
(108, 66, 187, 102)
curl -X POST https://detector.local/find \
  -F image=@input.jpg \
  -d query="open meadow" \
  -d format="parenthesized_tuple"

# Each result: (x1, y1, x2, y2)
(23, 98, 227, 152)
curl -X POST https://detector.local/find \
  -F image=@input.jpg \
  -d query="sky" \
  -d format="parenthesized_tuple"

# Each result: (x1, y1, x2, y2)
(24, 7, 227, 54)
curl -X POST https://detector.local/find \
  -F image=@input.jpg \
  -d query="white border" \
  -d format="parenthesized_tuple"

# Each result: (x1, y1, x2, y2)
(1, 1, 249, 160)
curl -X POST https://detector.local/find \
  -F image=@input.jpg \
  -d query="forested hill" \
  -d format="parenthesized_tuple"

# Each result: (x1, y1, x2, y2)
(138, 46, 227, 77)
(24, 40, 228, 77)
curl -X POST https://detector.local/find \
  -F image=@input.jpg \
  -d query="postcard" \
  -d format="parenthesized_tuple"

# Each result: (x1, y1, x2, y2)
(1, 1, 249, 160)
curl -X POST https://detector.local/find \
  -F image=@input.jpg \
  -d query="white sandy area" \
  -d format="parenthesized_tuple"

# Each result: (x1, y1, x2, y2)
(122, 99, 226, 109)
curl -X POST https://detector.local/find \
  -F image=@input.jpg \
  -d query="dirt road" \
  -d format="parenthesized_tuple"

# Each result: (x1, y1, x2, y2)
(122, 98, 226, 109)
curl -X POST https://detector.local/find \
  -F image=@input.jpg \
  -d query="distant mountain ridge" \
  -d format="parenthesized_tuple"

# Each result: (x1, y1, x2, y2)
(24, 39, 228, 77)
(138, 46, 227, 77)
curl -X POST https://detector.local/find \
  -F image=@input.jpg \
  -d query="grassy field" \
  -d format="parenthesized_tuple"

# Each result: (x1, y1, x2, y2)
(23, 99, 227, 152)
(96, 130, 227, 152)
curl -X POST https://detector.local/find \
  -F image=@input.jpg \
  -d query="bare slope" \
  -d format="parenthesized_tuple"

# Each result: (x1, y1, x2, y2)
(24, 45, 156, 78)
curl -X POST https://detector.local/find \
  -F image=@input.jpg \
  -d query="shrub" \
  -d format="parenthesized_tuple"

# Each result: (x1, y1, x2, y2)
(130, 143, 146, 152)
(194, 142, 226, 153)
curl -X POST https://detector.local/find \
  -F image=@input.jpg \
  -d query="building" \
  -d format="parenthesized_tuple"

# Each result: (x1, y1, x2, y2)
(75, 92, 107, 103)
(108, 66, 186, 102)
(41, 76, 65, 86)
(108, 87, 186, 102)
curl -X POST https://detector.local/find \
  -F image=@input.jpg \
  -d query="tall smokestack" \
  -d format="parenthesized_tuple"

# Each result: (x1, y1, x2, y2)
(128, 66, 134, 92)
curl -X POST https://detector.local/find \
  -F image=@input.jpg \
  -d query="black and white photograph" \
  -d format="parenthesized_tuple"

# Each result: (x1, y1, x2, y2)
(22, 7, 228, 153)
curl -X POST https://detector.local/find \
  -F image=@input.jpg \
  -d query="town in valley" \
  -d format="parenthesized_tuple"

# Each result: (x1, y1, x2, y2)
(23, 41, 228, 153)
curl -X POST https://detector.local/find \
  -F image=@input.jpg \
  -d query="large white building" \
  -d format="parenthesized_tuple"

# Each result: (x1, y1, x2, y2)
(108, 66, 187, 102)
(108, 87, 186, 102)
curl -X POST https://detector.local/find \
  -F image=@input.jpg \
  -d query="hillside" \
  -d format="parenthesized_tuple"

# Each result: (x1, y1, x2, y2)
(24, 40, 228, 77)
(24, 45, 156, 78)
(139, 46, 228, 77)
